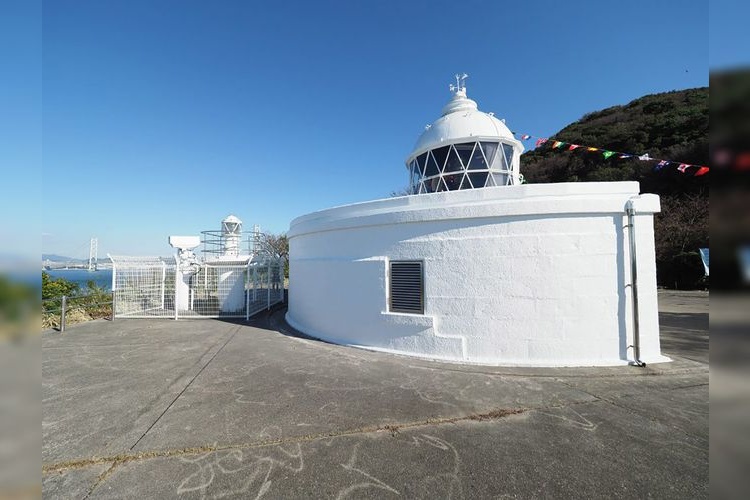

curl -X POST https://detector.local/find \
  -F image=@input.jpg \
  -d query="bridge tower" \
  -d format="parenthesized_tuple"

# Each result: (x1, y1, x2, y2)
(88, 237, 98, 271)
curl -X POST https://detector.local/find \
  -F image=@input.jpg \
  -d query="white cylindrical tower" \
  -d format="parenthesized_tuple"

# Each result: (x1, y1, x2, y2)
(221, 215, 243, 257)
(405, 74, 524, 194)
(286, 75, 667, 367)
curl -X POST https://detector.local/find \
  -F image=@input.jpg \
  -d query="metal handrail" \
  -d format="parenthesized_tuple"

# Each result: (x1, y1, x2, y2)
(42, 291, 111, 303)
(43, 291, 115, 332)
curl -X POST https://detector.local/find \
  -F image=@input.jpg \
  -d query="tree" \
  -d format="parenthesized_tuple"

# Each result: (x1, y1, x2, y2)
(654, 194, 709, 289)
(0, 275, 38, 334)
(262, 232, 289, 278)
(42, 271, 78, 300)
(521, 87, 708, 288)
(262, 233, 288, 259)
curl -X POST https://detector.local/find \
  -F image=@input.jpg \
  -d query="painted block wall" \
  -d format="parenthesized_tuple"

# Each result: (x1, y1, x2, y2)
(286, 182, 669, 367)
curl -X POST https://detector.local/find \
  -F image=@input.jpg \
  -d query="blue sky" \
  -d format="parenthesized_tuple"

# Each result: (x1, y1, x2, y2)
(24, 1, 714, 257)
(709, 0, 749, 70)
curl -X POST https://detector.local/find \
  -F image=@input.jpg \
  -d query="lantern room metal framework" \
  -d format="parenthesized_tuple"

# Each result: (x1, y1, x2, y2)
(405, 74, 524, 194)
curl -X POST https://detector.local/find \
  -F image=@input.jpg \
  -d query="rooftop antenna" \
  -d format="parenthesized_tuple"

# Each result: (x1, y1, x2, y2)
(450, 73, 469, 95)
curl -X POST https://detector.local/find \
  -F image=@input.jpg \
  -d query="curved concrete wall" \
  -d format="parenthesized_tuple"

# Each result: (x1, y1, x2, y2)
(286, 182, 669, 367)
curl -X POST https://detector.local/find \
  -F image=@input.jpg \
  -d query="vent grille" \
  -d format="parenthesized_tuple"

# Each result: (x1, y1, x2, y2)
(389, 261, 424, 314)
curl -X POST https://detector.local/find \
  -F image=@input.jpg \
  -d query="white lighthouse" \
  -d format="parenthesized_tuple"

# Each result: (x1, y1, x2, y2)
(406, 73, 523, 193)
(167, 215, 253, 315)
(221, 215, 243, 258)
(111, 213, 285, 320)
(286, 75, 669, 367)
(205, 215, 250, 313)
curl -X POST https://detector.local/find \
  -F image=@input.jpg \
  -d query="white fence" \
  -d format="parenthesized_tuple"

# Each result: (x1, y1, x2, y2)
(109, 255, 284, 320)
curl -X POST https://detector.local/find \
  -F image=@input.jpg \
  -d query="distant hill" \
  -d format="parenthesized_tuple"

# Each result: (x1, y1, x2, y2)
(522, 88, 708, 191)
(521, 88, 709, 288)
(42, 254, 84, 263)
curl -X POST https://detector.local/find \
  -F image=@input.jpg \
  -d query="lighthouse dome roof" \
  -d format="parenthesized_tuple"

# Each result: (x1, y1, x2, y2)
(408, 86, 515, 162)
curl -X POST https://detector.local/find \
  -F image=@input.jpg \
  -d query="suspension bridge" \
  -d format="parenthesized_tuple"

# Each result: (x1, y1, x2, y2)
(42, 238, 111, 271)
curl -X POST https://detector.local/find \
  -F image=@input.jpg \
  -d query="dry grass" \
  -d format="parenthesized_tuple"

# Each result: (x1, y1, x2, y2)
(43, 307, 112, 330)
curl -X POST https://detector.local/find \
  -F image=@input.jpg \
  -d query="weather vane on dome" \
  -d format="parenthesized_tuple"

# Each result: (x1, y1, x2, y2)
(449, 73, 468, 94)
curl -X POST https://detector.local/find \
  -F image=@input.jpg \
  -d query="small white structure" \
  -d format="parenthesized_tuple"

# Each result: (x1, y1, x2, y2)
(198, 215, 250, 313)
(286, 76, 669, 366)
(220, 215, 243, 258)
(110, 215, 285, 320)
(168, 235, 201, 312)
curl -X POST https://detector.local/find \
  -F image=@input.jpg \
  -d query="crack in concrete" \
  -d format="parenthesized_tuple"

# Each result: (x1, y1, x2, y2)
(82, 461, 118, 500)
(43, 405, 531, 475)
(128, 326, 240, 452)
(71, 328, 242, 499)
(555, 379, 709, 441)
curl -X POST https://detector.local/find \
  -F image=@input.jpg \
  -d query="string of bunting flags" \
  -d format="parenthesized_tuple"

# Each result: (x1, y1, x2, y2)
(513, 132, 709, 176)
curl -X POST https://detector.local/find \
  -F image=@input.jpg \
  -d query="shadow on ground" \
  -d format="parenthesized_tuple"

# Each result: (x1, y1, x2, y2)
(42, 292, 709, 499)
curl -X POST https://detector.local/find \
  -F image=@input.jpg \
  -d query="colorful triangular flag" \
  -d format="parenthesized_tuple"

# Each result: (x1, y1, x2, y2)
(695, 166, 709, 176)
(510, 131, 702, 179)
(654, 160, 670, 171)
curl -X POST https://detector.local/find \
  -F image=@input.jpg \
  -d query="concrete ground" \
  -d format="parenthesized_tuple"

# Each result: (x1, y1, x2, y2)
(42, 290, 709, 499)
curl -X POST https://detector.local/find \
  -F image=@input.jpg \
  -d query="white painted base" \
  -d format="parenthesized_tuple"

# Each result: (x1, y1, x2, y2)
(287, 182, 670, 367)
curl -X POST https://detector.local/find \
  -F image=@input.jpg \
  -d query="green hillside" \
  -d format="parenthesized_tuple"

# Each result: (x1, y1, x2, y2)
(521, 88, 709, 288)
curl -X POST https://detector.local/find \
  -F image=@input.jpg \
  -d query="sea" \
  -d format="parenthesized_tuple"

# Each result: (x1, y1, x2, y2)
(44, 269, 113, 292)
